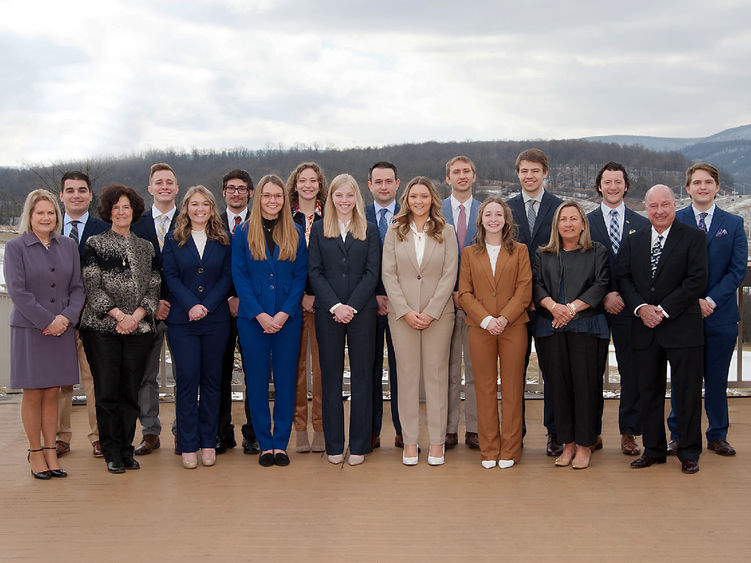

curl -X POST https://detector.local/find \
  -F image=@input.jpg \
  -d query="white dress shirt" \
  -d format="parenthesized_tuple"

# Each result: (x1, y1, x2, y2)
(192, 229, 207, 259)
(600, 202, 625, 238)
(449, 194, 474, 230)
(63, 211, 89, 238)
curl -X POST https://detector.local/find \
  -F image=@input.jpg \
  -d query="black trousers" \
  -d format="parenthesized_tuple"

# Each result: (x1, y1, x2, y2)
(536, 332, 607, 447)
(217, 317, 256, 442)
(315, 307, 376, 456)
(522, 313, 556, 437)
(609, 311, 641, 435)
(81, 330, 153, 464)
(371, 313, 402, 437)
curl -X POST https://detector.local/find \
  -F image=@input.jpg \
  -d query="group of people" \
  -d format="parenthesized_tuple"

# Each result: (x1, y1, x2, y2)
(7, 148, 745, 478)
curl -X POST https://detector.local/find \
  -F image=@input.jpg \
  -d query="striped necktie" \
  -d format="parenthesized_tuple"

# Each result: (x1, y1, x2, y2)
(651, 234, 663, 278)
(609, 209, 620, 254)
(69, 220, 80, 244)
(157, 214, 168, 249)
(378, 208, 388, 243)
(527, 199, 537, 234)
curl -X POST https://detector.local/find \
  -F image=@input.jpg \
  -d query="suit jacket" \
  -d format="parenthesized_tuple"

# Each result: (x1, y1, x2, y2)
(74, 216, 109, 259)
(365, 201, 400, 296)
(587, 205, 650, 293)
(676, 205, 747, 328)
(293, 205, 323, 296)
(161, 233, 233, 326)
(231, 222, 308, 321)
(507, 190, 564, 261)
(131, 208, 178, 300)
(307, 221, 381, 312)
(380, 223, 458, 320)
(458, 241, 532, 329)
(616, 220, 708, 349)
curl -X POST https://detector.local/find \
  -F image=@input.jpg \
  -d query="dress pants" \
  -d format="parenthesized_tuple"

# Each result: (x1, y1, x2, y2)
(372, 313, 402, 438)
(316, 307, 376, 456)
(81, 330, 152, 464)
(389, 311, 453, 446)
(238, 316, 302, 452)
(447, 310, 477, 434)
(610, 311, 641, 435)
(536, 332, 606, 448)
(469, 324, 526, 462)
(217, 317, 256, 443)
(522, 312, 556, 436)
(668, 323, 737, 442)
(137, 321, 172, 436)
(168, 321, 229, 453)
(57, 331, 99, 444)
(293, 310, 323, 432)
(637, 342, 703, 462)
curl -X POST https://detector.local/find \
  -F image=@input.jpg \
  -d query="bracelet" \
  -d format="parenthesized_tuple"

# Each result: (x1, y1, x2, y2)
(550, 303, 557, 312)
(566, 302, 577, 316)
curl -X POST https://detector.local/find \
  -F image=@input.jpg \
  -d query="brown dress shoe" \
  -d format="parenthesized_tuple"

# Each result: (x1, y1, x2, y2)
(445, 433, 458, 449)
(134, 434, 160, 456)
(621, 434, 640, 456)
(371, 434, 381, 449)
(681, 459, 699, 474)
(465, 432, 480, 449)
(666, 440, 678, 456)
(55, 440, 70, 458)
(92, 441, 104, 458)
(708, 439, 736, 456)
(394, 434, 404, 448)
(589, 435, 603, 452)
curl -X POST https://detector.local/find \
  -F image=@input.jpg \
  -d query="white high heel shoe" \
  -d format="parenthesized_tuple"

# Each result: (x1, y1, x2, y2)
(427, 445, 445, 466)
(402, 445, 419, 466)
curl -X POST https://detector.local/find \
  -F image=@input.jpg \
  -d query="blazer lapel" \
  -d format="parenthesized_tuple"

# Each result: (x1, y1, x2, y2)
(531, 194, 553, 240)
(187, 235, 202, 265)
(404, 231, 420, 273)
(420, 233, 437, 272)
(706, 208, 723, 242)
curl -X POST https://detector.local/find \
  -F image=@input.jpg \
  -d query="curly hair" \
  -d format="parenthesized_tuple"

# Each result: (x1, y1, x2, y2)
(287, 162, 327, 209)
(98, 183, 145, 224)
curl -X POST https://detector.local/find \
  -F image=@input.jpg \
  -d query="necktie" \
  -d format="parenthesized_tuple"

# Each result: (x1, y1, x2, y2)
(69, 220, 80, 244)
(157, 214, 168, 250)
(527, 199, 537, 234)
(457, 203, 467, 249)
(233, 215, 242, 236)
(651, 234, 663, 278)
(609, 209, 620, 254)
(378, 208, 388, 243)
(698, 212, 708, 233)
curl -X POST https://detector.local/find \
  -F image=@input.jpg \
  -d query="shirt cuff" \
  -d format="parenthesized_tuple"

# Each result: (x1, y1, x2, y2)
(634, 303, 647, 317)
(480, 316, 493, 330)
(705, 296, 717, 309)
(330, 303, 343, 314)
(657, 305, 669, 318)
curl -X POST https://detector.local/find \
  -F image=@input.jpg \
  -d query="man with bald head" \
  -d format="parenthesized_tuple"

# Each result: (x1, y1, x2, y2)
(616, 185, 707, 474)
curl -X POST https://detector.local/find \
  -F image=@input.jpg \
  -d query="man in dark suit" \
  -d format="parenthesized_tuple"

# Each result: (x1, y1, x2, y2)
(441, 156, 482, 450)
(131, 163, 179, 455)
(365, 161, 403, 449)
(216, 168, 259, 455)
(55, 170, 108, 458)
(587, 162, 650, 456)
(667, 163, 747, 456)
(617, 184, 707, 474)
(506, 148, 564, 456)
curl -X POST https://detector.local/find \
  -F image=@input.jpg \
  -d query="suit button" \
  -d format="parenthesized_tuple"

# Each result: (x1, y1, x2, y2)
(51, 282, 56, 288)
(417, 275, 421, 280)
(198, 286, 204, 292)
(198, 268, 204, 273)
(492, 291, 496, 296)
(342, 258, 346, 263)
(342, 273, 346, 278)
(50, 267, 55, 272)
(270, 273, 274, 278)
(650, 287, 655, 292)
(270, 285, 275, 290)
(50, 298, 55, 303)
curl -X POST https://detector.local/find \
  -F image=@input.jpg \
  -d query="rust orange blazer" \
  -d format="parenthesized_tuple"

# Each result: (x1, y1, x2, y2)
(457, 241, 532, 328)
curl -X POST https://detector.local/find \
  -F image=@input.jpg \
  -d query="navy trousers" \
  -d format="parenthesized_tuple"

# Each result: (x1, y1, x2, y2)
(372, 314, 402, 438)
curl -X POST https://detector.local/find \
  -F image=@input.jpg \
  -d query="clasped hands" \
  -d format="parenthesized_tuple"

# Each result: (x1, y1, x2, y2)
(484, 316, 509, 336)
(549, 301, 576, 329)
(638, 304, 665, 328)
(256, 311, 290, 333)
(404, 310, 435, 330)
(42, 314, 70, 337)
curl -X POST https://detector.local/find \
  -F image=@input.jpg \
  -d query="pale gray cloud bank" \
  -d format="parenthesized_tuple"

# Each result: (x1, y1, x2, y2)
(1, 0, 749, 165)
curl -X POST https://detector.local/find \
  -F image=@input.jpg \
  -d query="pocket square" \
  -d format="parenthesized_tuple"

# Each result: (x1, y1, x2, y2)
(715, 229, 728, 238)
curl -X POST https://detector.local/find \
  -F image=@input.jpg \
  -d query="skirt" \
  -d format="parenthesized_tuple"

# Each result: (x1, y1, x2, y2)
(10, 326, 79, 389)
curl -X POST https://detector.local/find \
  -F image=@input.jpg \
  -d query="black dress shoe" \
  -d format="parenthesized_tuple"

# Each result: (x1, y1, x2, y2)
(666, 440, 678, 456)
(274, 452, 290, 466)
(630, 455, 666, 468)
(107, 461, 126, 474)
(258, 452, 275, 467)
(708, 439, 736, 456)
(123, 457, 140, 470)
(243, 439, 261, 455)
(215, 434, 237, 454)
(445, 433, 458, 449)
(681, 459, 700, 474)
(546, 434, 563, 457)
(48, 468, 68, 478)
(28, 449, 51, 480)
(465, 432, 480, 450)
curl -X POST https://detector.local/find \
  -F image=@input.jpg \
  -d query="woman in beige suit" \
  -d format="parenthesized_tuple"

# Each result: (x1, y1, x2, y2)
(458, 197, 532, 469)
(381, 177, 458, 466)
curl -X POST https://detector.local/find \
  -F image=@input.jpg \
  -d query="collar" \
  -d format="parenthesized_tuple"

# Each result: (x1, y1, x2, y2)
(691, 203, 715, 220)
(601, 202, 625, 217)
(450, 194, 474, 211)
(226, 207, 248, 222)
(292, 200, 322, 218)
(651, 224, 672, 244)
(374, 201, 396, 216)
(65, 211, 89, 226)
(522, 189, 545, 205)
(152, 205, 176, 221)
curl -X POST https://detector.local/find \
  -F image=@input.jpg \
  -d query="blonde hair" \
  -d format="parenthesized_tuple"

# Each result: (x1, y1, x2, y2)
(540, 200, 593, 254)
(20, 189, 62, 235)
(392, 177, 446, 243)
(246, 175, 299, 261)
(172, 185, 229, 247)
(322, 174, 367, 240)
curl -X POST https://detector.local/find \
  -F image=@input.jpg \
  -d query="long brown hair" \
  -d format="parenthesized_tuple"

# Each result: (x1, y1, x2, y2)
(392, 177, 446, 243)
(172, 185, 229, 247)
(287, 162, 327, 209)
(539, 200, 593, 254)
(472, 197, 516, 254)
(322, 174, 368, 240)
(246, 175, 299, 261)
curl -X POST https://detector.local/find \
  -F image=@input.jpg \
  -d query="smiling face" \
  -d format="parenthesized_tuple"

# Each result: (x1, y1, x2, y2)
(369, 167, 399, 207)
(517, 160, 548, 198)
(407, 183, 431, 221)
(685, 169, 720, 211)
(557, 205, 584, 247)
(598, 169, 627, 208)
(148, 169, 179, 208)
(296, 167, 321, 203)
(482, 202, 506, 237)
(30, 199, 57, 238)
(111, 195, 134, 232)
(187, 192, 211, 230)
(59, 178, 92, 219)
(645, 185, 676, 233)
(259, 182, 284, 220)
(446, 159, 475, 198)
(332, 183, 356, 220)
(223, 177, 250, 213)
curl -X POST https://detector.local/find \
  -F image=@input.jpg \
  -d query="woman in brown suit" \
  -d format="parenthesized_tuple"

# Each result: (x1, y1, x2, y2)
(381, 177, 458, 466)
(458, 197, 532, 469)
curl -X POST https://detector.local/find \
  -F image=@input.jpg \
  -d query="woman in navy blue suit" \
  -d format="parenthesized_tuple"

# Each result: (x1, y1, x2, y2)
(233, 174, 308, 467)
(162, 185, 232, 469)
(308, 174, 381, 466)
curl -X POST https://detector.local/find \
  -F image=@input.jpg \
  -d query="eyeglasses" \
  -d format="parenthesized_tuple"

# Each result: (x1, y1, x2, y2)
(225, 187, 249, 194)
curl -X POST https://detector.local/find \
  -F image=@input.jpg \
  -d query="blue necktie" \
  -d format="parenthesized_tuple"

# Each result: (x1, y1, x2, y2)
(378, 208, 388, 243)
(609, 209, 620, 254)
(651, 234, 663, 278)
(698, 212, 708, 233)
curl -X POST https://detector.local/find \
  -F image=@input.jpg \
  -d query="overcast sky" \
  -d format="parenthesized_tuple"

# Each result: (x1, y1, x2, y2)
(2, 0, 750, 167)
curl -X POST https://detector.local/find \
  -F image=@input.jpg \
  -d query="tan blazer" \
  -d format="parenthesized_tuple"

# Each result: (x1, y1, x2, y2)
(381, 223, 458, 319)
(458, 241, 532, 328)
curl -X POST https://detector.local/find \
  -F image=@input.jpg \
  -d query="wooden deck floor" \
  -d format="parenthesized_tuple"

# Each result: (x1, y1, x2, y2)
(1, 395, 750, 561)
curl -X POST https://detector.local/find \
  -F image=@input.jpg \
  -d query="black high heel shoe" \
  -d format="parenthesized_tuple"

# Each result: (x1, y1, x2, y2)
(27, 448, 51, 480)
(43, 447, 68, 478)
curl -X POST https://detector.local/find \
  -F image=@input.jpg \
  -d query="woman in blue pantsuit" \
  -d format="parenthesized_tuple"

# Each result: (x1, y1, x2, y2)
(233, 174, 308, 467)
(162, 185, 232, 469)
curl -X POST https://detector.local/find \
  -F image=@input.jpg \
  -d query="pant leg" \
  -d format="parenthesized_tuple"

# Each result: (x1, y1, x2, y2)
(237, 335, 257, 442)
(703, 323, 737, 442)
(458, 310, 478, 434)
(137, 321, 166, 436)
(77, 331, 99, 443)
(270, 315, 303, 450)
(293, 310, 313, 432)
(498, 323, 527, 462)
(636, 341, 669, 460)
(610, 311, 641, 435)
(384, 323, 402, 436)
(371, 314, 387, 436)
(310, 321, 323, 433)
(345, 308, 376, 455)
(217, 317, 238, 440)
(568, 333, 604, 448)
(56, 385, 73, 443)
(238, 317, 273, 452)
(422, 311, 454, 446)
(447, 312, 464, 434)
(168, 324, 201, 453)
(389, 315, 422, 446)
(537, 333, 574, 445)
(120, 334, 153, 460)
(197, 322, 229, 449)
(315, 310, 346, 455)
(668, 345, 704, 462)
(469, 326, 501, 461)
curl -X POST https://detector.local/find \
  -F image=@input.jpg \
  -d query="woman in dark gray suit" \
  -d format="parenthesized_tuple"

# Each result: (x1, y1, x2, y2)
(5, 189, 85, 479)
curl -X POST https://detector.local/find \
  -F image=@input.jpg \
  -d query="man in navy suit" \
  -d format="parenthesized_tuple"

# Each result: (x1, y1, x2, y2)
(587, 162, 650, 456)
(617, 184, 707, 474)
(55, 171, 108, 458)
(441, 156, 481, 449)
(131, 163, 179, 455)
(667, 163, 747, 456)
(506, 148, 564, 456)
(365, 161, 403, 449)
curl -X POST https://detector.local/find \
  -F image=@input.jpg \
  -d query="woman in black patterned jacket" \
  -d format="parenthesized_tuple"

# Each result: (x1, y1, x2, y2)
(79, 184, 161, 474)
